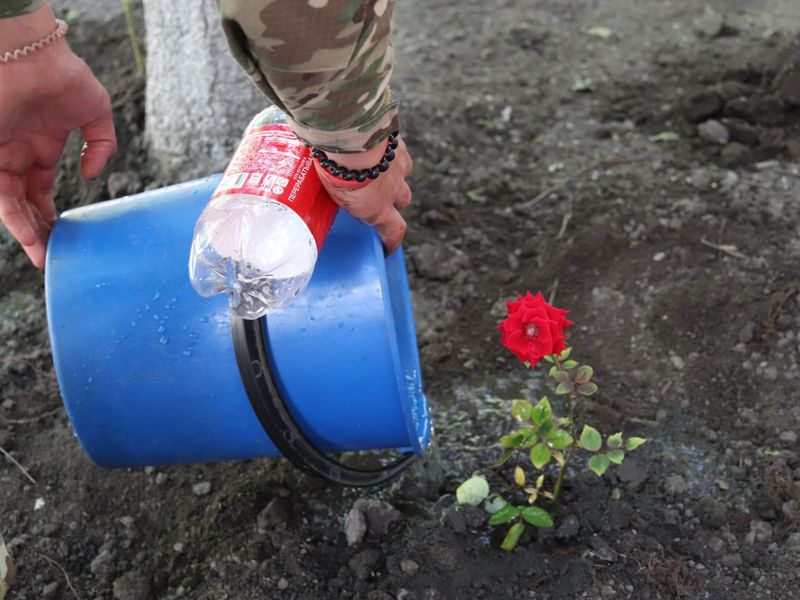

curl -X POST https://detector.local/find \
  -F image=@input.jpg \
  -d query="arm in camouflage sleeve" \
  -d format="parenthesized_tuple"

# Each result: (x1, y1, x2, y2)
(216, 0, 399, 154)
(0, 0, 44, 18)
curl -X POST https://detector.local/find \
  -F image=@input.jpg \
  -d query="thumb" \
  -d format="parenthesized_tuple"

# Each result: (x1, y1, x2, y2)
(79, 94, 117, 181)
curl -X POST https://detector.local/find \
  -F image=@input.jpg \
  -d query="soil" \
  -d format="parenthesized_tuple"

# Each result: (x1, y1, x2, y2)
(2, 1, 800, 599)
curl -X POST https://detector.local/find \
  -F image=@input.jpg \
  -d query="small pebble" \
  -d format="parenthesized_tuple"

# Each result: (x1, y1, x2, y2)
(664, 474, 689, 495)
(192, 481, 212, 496)
(401, 559, 420, 574)
(277, 577, 289, 590)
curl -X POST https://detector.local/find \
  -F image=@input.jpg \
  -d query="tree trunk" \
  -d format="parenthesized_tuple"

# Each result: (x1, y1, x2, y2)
(143, 0, 265, 179)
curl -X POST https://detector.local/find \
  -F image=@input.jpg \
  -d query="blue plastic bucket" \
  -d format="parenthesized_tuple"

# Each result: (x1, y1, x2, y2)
(45, 175, 431, 485)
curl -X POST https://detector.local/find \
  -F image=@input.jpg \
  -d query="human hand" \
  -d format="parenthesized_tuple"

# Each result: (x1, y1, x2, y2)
(0, 4, 116, 269)
(314, 136, 413, 254)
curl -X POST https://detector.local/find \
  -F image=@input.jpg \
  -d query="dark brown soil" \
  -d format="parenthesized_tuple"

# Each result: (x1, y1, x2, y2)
(2, 1, 800, 599)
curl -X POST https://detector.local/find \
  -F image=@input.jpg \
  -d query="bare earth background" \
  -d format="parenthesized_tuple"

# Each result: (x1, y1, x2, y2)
(2, 0, 800, 598)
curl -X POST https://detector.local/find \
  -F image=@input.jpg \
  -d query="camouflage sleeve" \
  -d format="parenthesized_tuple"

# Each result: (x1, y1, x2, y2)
(216, 0, 399, 154)
(0, 0, 44, 18)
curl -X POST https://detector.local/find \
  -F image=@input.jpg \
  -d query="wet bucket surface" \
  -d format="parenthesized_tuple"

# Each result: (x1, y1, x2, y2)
(45, 175, 431, 469)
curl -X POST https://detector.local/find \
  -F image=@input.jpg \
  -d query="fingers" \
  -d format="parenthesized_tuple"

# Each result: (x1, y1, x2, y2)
(19, 199, 48, 270)
(372, 204, 407, 255)
(0, 174, 47, 269)
(26, 166, 58, 226)
(79, 89, 117, 181)
(393, 180, 412, 211)
(0, 174, 36, 246)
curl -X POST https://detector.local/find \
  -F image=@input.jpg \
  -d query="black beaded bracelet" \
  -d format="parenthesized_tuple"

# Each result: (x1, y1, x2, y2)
(311, 131, 399, 184)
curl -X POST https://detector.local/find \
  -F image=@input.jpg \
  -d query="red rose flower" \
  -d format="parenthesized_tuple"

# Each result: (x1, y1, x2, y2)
(497, 291, 574, 366)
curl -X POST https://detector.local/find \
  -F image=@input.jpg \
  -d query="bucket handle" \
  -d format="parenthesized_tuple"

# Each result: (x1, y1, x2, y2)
(231, 315, 417, 487)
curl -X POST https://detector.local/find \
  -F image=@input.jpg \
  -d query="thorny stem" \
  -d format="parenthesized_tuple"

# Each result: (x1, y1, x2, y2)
(552, 356, 578, 502)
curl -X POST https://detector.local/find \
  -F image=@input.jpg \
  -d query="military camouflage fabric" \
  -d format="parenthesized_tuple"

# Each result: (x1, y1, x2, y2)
(217, 0, 399, 153)
(2, 0, 398, 153)
(0, 0, 44, 19)
(0, 533, 14, 600)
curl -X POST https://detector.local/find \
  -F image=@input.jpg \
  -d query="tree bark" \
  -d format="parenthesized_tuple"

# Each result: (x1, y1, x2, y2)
(143, 0, 265, 179)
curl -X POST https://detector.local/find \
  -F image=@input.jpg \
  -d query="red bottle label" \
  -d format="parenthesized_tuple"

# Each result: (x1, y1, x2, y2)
(212, 124, 339, 250)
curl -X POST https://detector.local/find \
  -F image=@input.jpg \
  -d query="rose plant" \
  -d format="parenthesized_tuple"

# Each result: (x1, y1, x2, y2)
(456, 291, 646, 551)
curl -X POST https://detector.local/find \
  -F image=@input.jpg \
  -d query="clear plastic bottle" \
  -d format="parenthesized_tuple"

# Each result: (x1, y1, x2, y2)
(189, 107, 338, 319)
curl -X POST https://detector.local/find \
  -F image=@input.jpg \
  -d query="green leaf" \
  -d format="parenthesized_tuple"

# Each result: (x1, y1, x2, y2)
(550, 369, 571, 383)
(547, 429, 574, 450)
(556, 382, 574, 395)
(559, 348, 572, 360)
(65, 8, 81, 23)
(585, 25, 613, 39)
(577, 382, 598, 396)
(500, 431, 525, 448)
(531, 397, 552, 425)
(535, 474, 545, 490)
(530, 443, 552, 469)
(466, 188, 488, 203)
(521, 506, 554, 528)
(511, 399, 533, 420)
(543, 355, 556, 364)
(484, 496, 508, 514)
(562, 360, 578, 370)
(489, 504, 521, 525)
(536, 421, 553, 439)
(625, 437, 647, 451)
(575, 365, 594, 384)
(607, 432, 623, 449)
(649, 131, 680, 143)
(607, 449, 625, 464)
(493, 449, 513, 467)
(588, 454, 611, 476)
(501, 522, 525, 551)
(456, 475, 490, 506)
(580, 425, 602, 452)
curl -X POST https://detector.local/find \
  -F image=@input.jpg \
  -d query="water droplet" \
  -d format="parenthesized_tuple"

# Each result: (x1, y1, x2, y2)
(157, 325, 166, 333)
(153, 291, 162, 301)
(152, 314, 160, 320)
(338, 322, 345, 329)
(130, 321, 137, 327)
(310, 316, 317, 321)
(182, 349, 192, 357)
(87, 377, 94, 383)
(349, 327, 355, 332)
(171, 297, 178, 303)
(188, 332, 198, 339)
(200, 316, 209, 323)
(144, 303, 150, 311)
(159, 336, 168, 345)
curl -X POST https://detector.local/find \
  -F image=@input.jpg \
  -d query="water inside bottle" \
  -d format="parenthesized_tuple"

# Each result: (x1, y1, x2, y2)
(189, 195, 318, 319)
